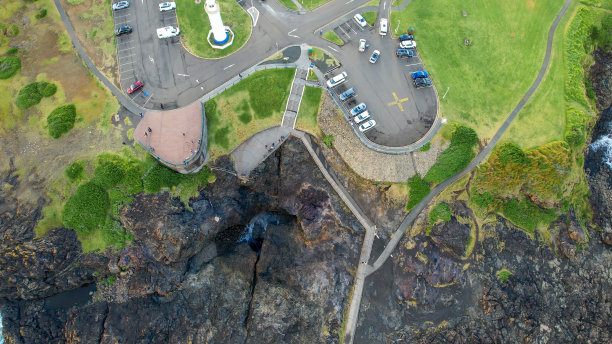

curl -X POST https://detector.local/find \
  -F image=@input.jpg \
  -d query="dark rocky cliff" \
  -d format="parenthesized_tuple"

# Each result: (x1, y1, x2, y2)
(0, 138, 361, 343)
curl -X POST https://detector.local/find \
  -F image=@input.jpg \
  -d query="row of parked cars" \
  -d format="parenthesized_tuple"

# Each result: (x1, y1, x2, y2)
(326, 72, 376, 132)
(113, 2, 180, 38)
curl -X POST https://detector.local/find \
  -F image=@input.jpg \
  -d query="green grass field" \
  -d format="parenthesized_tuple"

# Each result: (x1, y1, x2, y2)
(298, 0, 331, 10)
(295, 86, 323, 136)
(204, 68, 296, 159)
(323, 31, 344, 45)
(176, 0, 251, 58)
(361, 12, 377, 26)
(278, 0, 299, 10)
(390, 0, 566, 140)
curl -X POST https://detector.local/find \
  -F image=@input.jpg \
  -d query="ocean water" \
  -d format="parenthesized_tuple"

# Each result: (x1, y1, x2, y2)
(590, 133, 612, 169)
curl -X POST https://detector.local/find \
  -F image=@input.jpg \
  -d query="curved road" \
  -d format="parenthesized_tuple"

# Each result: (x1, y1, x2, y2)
(343, 0, 574, 343)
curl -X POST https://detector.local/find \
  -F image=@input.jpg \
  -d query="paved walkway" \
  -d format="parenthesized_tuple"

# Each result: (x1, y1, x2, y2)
(230, 126, 292, 176)
(341, 1, 575, 343)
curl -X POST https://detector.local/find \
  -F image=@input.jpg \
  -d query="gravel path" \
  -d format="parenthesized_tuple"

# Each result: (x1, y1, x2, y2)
(318, 93, 447, 182)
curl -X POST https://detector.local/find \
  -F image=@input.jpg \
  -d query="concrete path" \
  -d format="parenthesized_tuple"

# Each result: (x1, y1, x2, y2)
(341, 1, 574, 343)
(230, 126, 292, 177)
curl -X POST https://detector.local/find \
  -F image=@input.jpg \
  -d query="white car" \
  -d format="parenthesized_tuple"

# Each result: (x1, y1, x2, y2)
(157, 26, 180, 39)
(326, 71, 347, 88)
(399, 40, 417, 49)
(359, 120, 376, 132)
(112, 1, 129, 10)
(379, 18, 388, 36)
(358, 39, 366, 52)
(354, 111, 370, 124)
(353, 14, 367, 28)
(159, 2, 176, 11)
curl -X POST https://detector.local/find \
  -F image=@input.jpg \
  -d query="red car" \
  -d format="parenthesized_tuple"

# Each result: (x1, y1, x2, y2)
(126, 81, 143, 94)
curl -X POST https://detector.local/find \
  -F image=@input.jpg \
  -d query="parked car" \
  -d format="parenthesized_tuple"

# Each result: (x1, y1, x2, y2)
(411, 70, 429, 79)
(369, 50, 380, 64)
(399, 40, 417, 49)
(157, 26, 180, 39)
(379, 18, 388, 36)
(115, 26, 132, 36)
(339, 88, 355, 101)
(353, 14, 367, 28)
(112, 1, 130, 10)
(126, 81, 143, 94)
(414, 77, 432, 88)
(353, 111, 370, 124)
(159, 2, 176, 11)
(350, 103, 367, 116)
(396, 49, 414, 58)
(359, 120, 376, 132)
(398, 34, 414, 41)
(326, 71, 348, 88)
(358, 39, 366, 52)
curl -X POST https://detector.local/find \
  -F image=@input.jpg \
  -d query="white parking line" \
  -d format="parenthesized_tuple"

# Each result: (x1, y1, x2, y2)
(346, 23, 357, 34)
(404, 63, 421, 67)
(223, 64, 235, 70)
(119, 61, 134, 67)
(117, 47, 135, 53)
(338, 25, 349, 38)
(119, 68, 134, 74)
(143, 93, 154, 107)
(119, 54, 135, 60)
(114, 13, 131, 20)
(327, 45, 339, 52)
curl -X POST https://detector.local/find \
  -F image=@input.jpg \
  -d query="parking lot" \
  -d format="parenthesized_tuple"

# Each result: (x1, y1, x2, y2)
(324, 16, 438, 147)
(111, 1, 193, 110)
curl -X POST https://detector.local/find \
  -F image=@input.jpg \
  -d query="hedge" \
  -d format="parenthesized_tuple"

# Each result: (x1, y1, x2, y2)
(16, 81, 57, 109)
(62, 181, 110, 235)
(496, 142, 528, 165)
(406, 175, 430, 211)
(0, 56, 21, 79)
(65, 160, 86, 182)
(47, 104, 77, 138)
(429, 202, 451, 224)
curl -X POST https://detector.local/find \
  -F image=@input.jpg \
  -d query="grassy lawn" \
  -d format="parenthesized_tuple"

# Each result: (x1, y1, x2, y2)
(176, 0, 252, 59)
(204, 68, 296, 159)
(278, 0, 299, 10)
(361, 12, 377, 26)
(390, 0, 567, 140)
(323, 30, 344, 45)
(298, 0, 331, 10)
(363, 0, 380, 7)
(296, 86, 323, 136)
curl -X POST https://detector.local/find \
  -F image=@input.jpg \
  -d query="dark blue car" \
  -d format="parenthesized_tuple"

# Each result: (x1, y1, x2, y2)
(396, 49, 414, 58)
(411, 70, 429, 79)
(414, 77, 432, 88)
(398, 34, 414, 41)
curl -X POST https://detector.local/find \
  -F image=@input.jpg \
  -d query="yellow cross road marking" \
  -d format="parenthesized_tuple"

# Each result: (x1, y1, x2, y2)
(387, 92, 409, 112)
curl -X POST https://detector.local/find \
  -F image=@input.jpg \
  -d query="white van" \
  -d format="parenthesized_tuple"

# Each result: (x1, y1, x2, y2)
(326, 71, 348, 88)
(379, 18, 388, 36)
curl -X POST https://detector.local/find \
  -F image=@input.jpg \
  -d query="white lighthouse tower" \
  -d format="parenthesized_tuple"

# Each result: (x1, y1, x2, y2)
(205, 0, 232, 47)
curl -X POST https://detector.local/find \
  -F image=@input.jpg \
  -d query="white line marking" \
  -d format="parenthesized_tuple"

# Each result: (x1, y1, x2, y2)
(345, 0, 354, 3)
(338, 25, 349, 38)
(247, 7, 259, 27)
(177, 73, 190, 77)
(117, 47, 135, 53)
(348, 23, 357, 34)
(327, 45, 339, 52)
(143, 93, 154, 107)
(119, 70, 134, 76)
(118, 54, 135, 60)
(404, 63, 421, 67)
(119, 61, 134, 67)
(383, 2, 386, 10)
(288, 28, 300, 38)
(223, 64, 235, 70)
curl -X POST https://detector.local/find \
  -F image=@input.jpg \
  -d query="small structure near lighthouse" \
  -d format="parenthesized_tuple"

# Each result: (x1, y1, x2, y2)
(205, 0, 234, 49)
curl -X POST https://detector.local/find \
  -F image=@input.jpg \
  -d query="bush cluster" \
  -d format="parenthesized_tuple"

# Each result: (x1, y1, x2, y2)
(5, 47, 18, 55)
(500, 198, 557, 233)
(16, 81, 57, 109)
(322, 134, 334, 147)
(65, 160, 86, 182)
(62, 182, 110, 235)
(47, 104, 76, 138)
(0, 56, 21, 79)
(496, 142, 527, 165)
(564, 108, 588, 148)
(406, 175, 430, 211)
(564, 7, 594, 106)
(35, 8, 47, 19)
(424, 125, 478, 184)
(429, 202, 451, 224)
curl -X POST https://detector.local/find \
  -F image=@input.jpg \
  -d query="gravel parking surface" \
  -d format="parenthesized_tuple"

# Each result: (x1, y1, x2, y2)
(318, 93, 447, 182)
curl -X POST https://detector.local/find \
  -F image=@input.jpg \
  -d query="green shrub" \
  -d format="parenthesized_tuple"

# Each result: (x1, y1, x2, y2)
(418, 142, 431, 152)
(6, 23, 19, 37)
(38, 81, 57, 97)
(0, 56, 21, 79)
(143, 162, 182, 193)
(35, 8, 47, 19)
(5, 47, 18, 55)
(93, 153, 127, 189)
(424, 125, 478, 184)
(501, 198, 557, 233)
(16, 81, 57, 109)
(497, 142, 527, 165)
(496, 269, 511, 283)
(65, 160, 86, 182)
(100, 218, 133, 249)
(564, 7, 594, 106)
(62, 181, 110, 235)
(322, 134, 334, 147)
(471, 192, 494, 211)
(406, 175, 430, 211)
(47, 104, 77, 138)
(429, 202, 451, 224)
